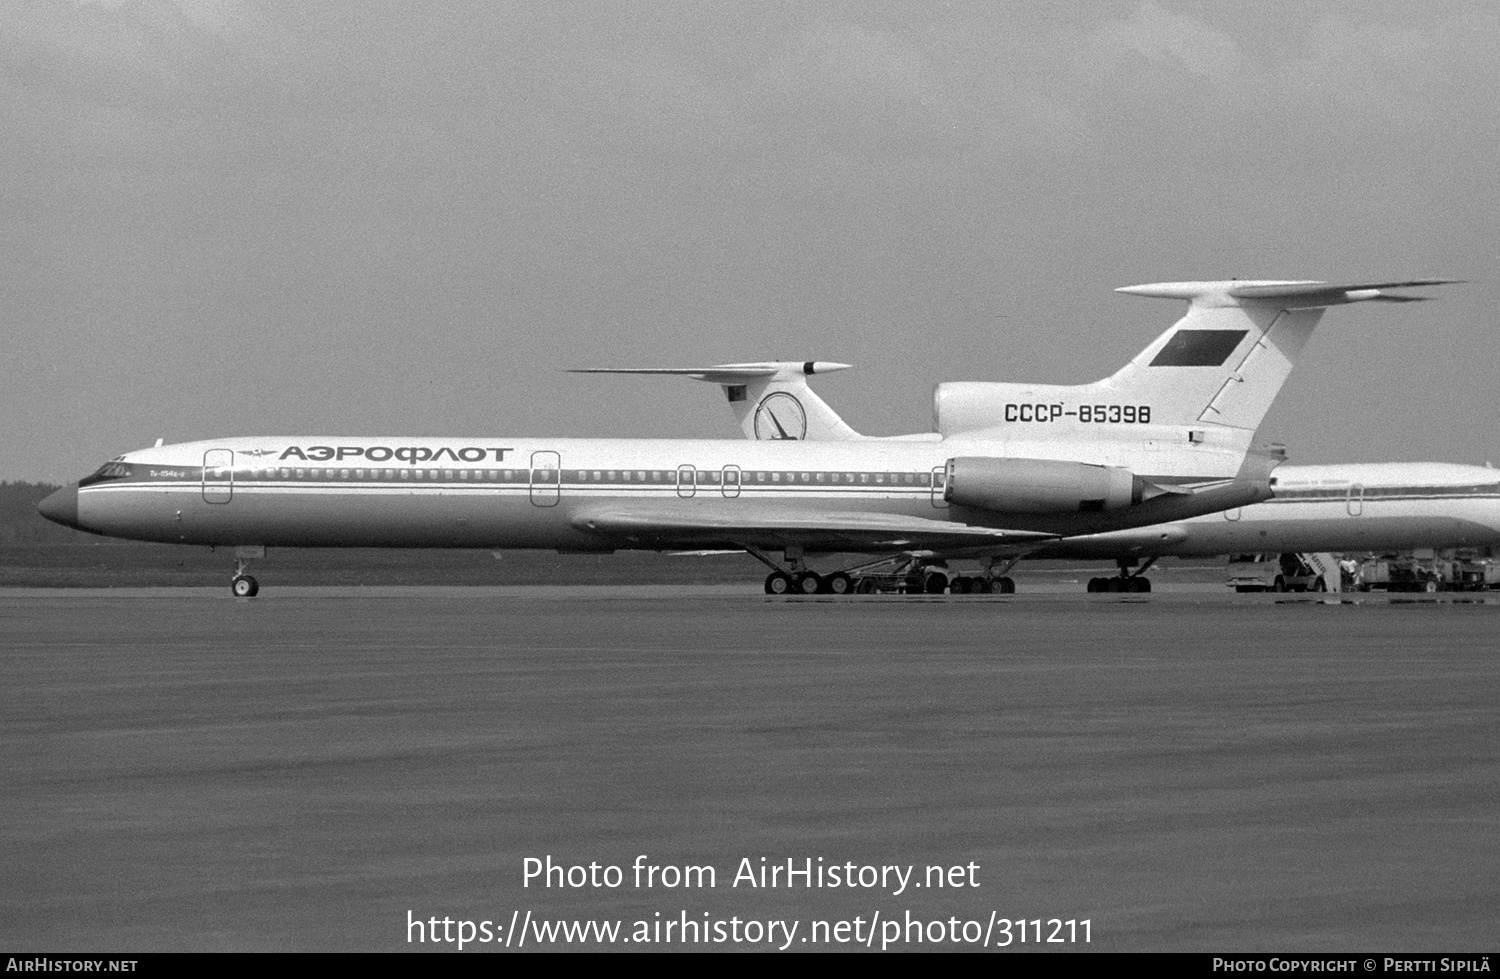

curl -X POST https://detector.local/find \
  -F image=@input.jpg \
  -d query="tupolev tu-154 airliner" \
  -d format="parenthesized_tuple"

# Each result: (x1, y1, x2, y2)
(37, 279, 1453, 596)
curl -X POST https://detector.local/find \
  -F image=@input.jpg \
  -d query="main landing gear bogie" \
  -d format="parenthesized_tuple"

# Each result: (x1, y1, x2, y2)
(1087, 556, 1156, 594)
(1087, 576, 1151, 593)
(762, 570, 855, 595)
(761, 568, 1017, 595)
(758, 551, 1015, 596)
(944, 575, 1016, 595)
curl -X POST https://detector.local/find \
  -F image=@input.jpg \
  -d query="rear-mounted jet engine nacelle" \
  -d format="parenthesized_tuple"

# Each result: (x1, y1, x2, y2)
(944, 457, 1144, 513)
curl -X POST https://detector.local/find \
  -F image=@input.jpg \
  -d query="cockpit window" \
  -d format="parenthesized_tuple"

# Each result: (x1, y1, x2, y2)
(104, 462, 131, 478)
(79, 462, 133, 487)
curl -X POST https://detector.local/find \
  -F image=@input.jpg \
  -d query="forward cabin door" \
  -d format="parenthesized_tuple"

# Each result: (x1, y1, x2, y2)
(530, 451, 561, 507)
(203, 449, 234, 504)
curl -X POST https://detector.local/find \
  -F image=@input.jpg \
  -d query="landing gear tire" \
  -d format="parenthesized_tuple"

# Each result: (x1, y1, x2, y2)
(1312, 578, 1327, 592)
(855, 578, 877, 594)
(1422, 579, 1439, 593)
(1273, 576, 1287, 593)
(765, 571, 793, 595)
(231, 575, 259, 598)
(794, 572, 823, 595)
(998, 576, 1016, 594)
(1129, 577, 1151, 593)
(824, 572, 854, 595)
(924, 571, 948, 595)
(973, 578, 992, 594)
(950, 576, 971, 595)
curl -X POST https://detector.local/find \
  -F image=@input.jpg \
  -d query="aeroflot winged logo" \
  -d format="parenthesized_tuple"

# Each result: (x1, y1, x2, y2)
(753, 393, 808, 440)
(278, 445, 514, 463)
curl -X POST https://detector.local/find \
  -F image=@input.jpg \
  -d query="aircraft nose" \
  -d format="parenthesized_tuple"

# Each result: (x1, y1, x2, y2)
(37, 484, 80, 529)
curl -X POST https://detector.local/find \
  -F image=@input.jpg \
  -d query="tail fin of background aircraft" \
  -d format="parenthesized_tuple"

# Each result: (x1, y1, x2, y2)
(935, 279, 1457, 439)
(570, 362, 863, 440)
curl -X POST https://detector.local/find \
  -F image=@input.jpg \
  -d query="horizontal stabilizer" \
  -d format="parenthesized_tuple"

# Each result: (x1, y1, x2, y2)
(1117, 279, 1459, 308)
(572, 362, 862, 441)
(571, 362, 850, 384)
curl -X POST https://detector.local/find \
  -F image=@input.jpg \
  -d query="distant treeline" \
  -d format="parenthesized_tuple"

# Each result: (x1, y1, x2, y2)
(0, 482, 85, 543)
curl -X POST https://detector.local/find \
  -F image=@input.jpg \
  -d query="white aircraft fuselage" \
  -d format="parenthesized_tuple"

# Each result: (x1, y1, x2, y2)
(42, 434, 1266, 553)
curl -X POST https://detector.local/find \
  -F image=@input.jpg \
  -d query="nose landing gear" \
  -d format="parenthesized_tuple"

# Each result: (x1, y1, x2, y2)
(229, 545, 265, 598)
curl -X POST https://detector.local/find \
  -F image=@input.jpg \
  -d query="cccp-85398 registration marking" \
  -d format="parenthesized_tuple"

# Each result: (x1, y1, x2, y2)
(1003, 403, 1152, 423)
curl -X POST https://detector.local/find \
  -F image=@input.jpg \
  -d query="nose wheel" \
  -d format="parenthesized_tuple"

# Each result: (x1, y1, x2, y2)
(230, 546, 265, 598)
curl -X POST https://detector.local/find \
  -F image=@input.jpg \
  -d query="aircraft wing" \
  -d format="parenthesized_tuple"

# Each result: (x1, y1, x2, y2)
(570, 502, 1058, 553)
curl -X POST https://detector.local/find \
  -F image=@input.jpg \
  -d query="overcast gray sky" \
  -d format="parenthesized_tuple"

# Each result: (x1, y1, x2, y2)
(5, 1, 1498, 483)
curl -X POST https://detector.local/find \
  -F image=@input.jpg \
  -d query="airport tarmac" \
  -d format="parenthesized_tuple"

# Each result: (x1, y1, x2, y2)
(3, 591, 1497, 952)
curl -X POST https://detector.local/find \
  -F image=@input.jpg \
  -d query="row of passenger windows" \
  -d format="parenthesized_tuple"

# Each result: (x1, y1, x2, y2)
(575, 470, 939, 486)
(227, 467, 944, 486)
(1276, 485, 1498, 499)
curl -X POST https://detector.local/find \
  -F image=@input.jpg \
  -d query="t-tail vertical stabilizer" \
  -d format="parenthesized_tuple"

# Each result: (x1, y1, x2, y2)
(934, 279, 1456, 482)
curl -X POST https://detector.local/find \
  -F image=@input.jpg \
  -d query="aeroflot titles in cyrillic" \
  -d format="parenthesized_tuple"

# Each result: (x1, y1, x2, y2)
(279, 445, 514, 463)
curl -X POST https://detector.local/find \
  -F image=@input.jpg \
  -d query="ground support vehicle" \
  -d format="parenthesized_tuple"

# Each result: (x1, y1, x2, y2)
(1227, 553, 1329, 593)
(1357, 551, 1496, 592)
